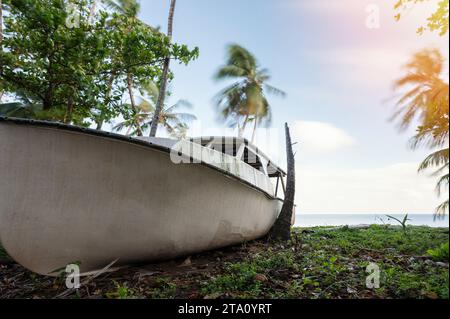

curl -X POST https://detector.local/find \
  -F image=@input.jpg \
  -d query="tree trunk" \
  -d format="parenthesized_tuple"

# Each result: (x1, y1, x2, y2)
(239, 114, 250, 138)
(0, 0, 3, 101)
(127, 73, 143, 136)
(96, 73, 116, 130)
(268, 123, 296, 242)
(149, 0, 176, 137)
(0, 0, 3, 48)
(65, 94, 74, 124)
(88, 0, 97, 24)
(43, 83, 55, 111)
(251, 114, 258, 143)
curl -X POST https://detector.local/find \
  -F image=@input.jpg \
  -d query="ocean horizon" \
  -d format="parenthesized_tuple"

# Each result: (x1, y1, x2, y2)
(294, 213, 449, 228)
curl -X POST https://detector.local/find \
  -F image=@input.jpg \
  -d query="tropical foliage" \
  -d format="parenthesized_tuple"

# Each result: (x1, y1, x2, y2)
(393, 49, 449, 215)
(113, 81, 196, 138)
(214, 44, 285, 142)
(395, 0, 449, 36)
(0, 0, 198, 133)
(393, 0, 449, 216)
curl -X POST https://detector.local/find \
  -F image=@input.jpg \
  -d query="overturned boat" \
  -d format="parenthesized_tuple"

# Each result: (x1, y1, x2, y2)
(0, 117, 288, 276)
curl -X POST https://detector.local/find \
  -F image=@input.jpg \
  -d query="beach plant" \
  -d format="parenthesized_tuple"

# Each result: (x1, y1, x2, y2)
(150, 277, 178, 299)
(386, 214, 411, 233)
(106, 281, 136, 299)
(427, 242, 449, 262)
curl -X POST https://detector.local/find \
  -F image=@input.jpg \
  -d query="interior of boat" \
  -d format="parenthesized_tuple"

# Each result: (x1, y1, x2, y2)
(190, 137, 287, 199)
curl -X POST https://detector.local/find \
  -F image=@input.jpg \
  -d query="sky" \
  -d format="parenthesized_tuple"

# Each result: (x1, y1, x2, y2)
(135, 0, 449, 214)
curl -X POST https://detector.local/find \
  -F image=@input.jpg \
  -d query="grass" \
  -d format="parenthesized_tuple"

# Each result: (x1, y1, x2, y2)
(427, 243, 449, 262)
(200, 225, 449, 299)
(0, 225, 448, 299)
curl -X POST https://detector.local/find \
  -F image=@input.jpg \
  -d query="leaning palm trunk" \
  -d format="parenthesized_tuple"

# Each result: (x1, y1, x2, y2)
(269, 123, 296, 241)
(238, 114, 250, 138)
(0, 0, 3, 46)
(88, 0, 97, 24)
(149, 0, 176, 137)
(127, 74, 143, 136)
(251, 114, 258, 143)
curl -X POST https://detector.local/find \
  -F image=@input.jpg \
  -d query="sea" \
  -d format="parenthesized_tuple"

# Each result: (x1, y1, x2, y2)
(294, 213, 449, 228)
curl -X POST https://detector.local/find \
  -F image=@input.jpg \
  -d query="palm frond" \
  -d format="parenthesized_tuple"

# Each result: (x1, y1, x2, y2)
(215, 65, 246, 80)
(139, 80, 159, 103)
(436, 173, 449, 196)
(226, 44, 257, 74)
(102, 0, 140, 18)
(265, 84, 287, 97)
(436, 200, 449, 216)
(166, 99, 193, 113)
(418, 148, 449, 172)
(170, 112, 197, 122)
(102, 0, 123, 13)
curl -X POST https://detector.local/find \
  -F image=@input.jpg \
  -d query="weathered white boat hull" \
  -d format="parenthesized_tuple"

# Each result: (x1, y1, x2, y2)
(0, 121, 282, 275)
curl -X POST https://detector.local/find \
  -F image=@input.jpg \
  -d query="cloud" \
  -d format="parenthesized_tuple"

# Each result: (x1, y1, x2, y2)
(293, 121, 357, 153)
(302, 47, 415, 91)
(284, 0, 366, 15)
(296, 162, 443, 213)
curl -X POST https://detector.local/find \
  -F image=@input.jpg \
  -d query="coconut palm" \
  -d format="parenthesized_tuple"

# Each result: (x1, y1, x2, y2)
(214, 44, 285, 142)
(394, 49, 449, 215)
(150, 0, 177, 137)
(113, 82, 196, 138)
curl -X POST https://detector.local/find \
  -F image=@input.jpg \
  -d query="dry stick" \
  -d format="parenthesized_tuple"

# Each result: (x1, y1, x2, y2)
(55, 259, 119, 299)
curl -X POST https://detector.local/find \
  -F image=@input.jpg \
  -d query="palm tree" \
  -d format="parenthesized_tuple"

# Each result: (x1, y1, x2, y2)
(394, 49, 449, 215)
(113, 82, 196, 138)
(215, 44, 285, 142)
(150, 0, 177, 137)
(0, 0, 3, 46)
(102, 0, 143, 135)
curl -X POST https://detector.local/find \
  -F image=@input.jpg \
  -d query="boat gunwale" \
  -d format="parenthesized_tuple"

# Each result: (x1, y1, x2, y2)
(0, 116, 284, 201)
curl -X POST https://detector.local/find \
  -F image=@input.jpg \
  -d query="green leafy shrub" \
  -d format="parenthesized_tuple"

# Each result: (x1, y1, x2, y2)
(427, 243, 449, 262)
